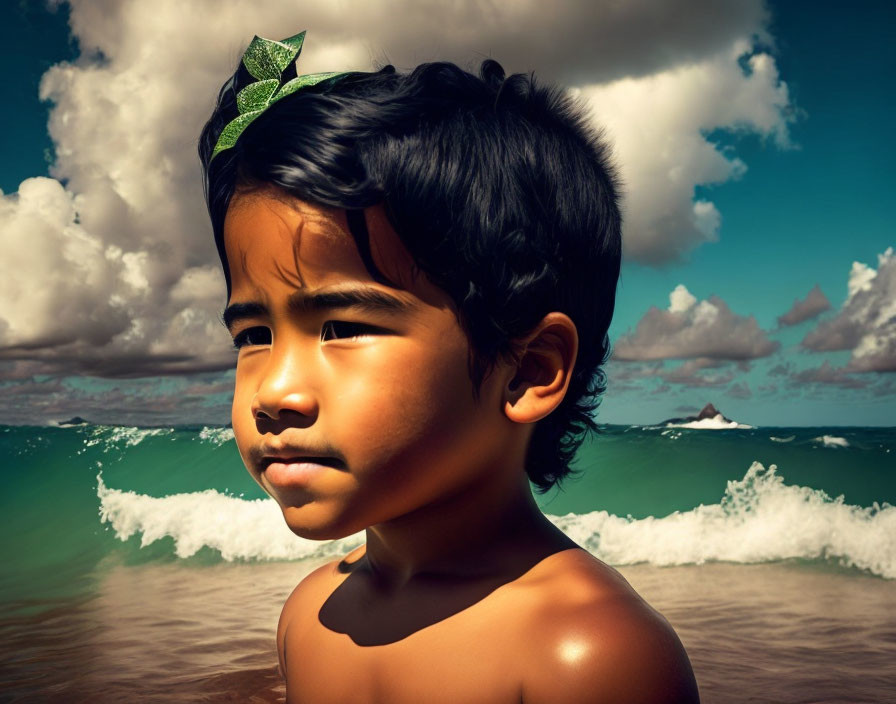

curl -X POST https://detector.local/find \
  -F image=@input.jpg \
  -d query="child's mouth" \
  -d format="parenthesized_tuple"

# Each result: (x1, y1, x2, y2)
(260, 456, 345, 488)
(261, 455, 344, 470)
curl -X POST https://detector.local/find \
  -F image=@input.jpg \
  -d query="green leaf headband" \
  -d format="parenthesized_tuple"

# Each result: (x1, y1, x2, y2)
(211, 31, 353, 161)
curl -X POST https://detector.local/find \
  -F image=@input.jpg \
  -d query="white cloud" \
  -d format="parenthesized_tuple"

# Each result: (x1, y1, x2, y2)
(613, 284, 779, 361)
(0, 176, 231, 374)
(1, 0, 790, 375)
(847, 260, 877, 297)
(668, 284, 697, 313)
(580, 40, 794, 263)
(0, 178, 127, 348)
(802, 248, 896, 372)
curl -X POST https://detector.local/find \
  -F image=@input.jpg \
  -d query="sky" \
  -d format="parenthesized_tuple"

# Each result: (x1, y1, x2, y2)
(0, 0, 894, 427)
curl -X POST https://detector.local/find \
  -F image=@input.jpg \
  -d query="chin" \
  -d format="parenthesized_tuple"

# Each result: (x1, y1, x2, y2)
(280, 504, 365, 542)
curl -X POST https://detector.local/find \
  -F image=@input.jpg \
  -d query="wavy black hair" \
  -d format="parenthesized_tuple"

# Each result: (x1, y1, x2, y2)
(198, 55, 621, 493)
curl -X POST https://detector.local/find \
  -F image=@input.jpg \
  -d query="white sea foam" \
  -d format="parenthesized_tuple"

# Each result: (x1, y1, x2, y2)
(666, 414, 754, 430)
(96, 463, 896, 579)
(814, 435, 850, 448)
(197, 426, 235, 446)
(770, 435, 795, 443)
(550, 462, 895, 579)
(97, 474, 363, 561)
(86, 426, 172, 450)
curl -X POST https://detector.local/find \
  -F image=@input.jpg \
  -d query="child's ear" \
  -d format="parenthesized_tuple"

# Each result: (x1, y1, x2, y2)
(503, 312, 578, 424)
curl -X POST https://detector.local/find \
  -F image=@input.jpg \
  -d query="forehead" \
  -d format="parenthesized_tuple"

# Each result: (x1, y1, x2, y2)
(222, 190, 420, 298)
(225, 191, 360, 289)
(224, 189, 457, 314)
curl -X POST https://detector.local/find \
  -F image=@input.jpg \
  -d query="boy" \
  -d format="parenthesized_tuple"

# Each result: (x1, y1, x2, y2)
(200, 32, 699, 703)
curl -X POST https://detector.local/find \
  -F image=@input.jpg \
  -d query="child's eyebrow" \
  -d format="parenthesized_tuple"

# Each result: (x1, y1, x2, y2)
(289, 286, 413, 315)
(222, 301, 266, 332)
(222, 285, 413, 331)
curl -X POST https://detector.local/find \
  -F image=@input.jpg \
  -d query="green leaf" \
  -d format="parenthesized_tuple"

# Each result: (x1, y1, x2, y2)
(212, 31, 354, 163)
(212, 110, 264, 159)
(280, 31, 306, 56)
(275, 72, 349, 101)
(266, 39, 298, 73)
(237, 79, 278, 113)
(242, 36, 286, 80)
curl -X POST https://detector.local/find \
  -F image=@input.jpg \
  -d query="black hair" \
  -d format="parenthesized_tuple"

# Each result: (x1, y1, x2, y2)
(199, 55, 622, 493)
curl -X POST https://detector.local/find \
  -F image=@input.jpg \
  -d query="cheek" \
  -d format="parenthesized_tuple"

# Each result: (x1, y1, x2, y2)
(231, 365, 259, 466)
(339, 338, 481, 464)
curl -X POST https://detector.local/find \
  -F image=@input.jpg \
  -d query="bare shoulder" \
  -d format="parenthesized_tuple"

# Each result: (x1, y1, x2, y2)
(518, 549, 699, 704)
(276, 545, 364, 674)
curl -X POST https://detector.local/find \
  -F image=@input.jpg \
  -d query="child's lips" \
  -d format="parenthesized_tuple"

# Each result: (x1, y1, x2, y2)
(251, 440, 345, 469)
(255, 445, 346, 489)
(260, 454, 344, 470)
(261, 456, 343, 487)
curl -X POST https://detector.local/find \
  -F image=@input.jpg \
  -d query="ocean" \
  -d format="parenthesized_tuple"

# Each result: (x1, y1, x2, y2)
(1, 422, 894, 703)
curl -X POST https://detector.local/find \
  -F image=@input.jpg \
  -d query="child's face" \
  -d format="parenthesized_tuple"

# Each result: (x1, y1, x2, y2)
(223, 190, 514, 539)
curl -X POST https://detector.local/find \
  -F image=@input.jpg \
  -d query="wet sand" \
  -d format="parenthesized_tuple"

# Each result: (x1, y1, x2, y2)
(2, 560, 894, 703)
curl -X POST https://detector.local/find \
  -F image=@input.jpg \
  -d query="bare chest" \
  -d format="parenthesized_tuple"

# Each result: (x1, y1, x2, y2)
(282, 600, 526, 704)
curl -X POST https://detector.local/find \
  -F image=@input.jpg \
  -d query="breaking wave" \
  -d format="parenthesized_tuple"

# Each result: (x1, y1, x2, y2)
(97, 463, 895, 579)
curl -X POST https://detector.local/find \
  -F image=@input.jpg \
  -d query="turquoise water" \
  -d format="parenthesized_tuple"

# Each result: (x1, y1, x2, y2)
(2, 423, 895, 613)
(544, 424, 896, 516)
(2, 422, 895, 703)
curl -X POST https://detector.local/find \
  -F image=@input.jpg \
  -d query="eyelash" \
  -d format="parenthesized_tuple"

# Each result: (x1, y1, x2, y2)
(231, 321, 383, 349)
(232, 326, 271, 349)
(320, 321, 383, 342)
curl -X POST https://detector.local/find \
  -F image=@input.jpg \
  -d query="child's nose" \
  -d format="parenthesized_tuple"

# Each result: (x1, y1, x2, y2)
(251, 345, 319, 422)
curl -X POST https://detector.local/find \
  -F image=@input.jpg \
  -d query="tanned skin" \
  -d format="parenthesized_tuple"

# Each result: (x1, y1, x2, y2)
(223, 188, 699, 703)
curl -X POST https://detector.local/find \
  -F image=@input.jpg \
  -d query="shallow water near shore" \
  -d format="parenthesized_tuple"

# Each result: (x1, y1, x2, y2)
(2, 422, 894, 701)
(2, 560, 895, 703)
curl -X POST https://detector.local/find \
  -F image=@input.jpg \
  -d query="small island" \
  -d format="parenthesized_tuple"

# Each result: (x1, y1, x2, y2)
(661, 403, 753, 429)
(56, 416, 89, 426)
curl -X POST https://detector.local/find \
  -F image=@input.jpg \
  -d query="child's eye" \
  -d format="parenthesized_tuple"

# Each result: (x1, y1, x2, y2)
(232, 326, 272, 349)
(320, 321, 383, 342)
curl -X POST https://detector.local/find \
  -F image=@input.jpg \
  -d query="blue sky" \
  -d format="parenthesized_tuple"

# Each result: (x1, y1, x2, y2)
(602, 0, 896, 424)
(0, 0, 893, 426)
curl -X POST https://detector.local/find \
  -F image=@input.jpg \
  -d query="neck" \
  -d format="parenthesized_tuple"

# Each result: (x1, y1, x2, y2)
(362, 466, 575, 591)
